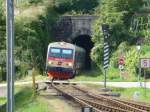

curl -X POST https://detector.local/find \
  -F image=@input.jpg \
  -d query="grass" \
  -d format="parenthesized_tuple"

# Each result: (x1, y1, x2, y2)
(0, 86, 55, 112)
(1, 69, 149, 84)
(72, 69, 140, 82)
(85, 84, 150, 103)
(15, 68, 150, 82)
(15, 0, 54, 18)
(0, 97, 6, 105)
(113, 87, 150, 103)
(17, 74, 48, 82)
(15, 86, 79, 112)
(0, 85, 76, 112)
(15, 86, 54, 112)
(72, 70, 104, 81)
(1, 84, 149, 112)
(16, 98, 52, 112)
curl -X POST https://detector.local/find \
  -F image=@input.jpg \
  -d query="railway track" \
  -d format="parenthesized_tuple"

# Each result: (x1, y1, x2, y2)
(113, 98, 150, 112)
(51, 84, 149, 112)
(73, 85, 148, 112)
(52, 84, 126, 112)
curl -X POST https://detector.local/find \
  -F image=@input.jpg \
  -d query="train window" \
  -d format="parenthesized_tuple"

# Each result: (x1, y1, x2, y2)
(49, 48, 73, 59)
(62, 49, 73, 59)
(49, 48, 61, 58)
(62, 49, 72, 54)
(50, 48, 61, 53)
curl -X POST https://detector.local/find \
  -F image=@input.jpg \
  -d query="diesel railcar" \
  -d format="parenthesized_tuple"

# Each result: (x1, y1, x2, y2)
(46, 42, 85, 80)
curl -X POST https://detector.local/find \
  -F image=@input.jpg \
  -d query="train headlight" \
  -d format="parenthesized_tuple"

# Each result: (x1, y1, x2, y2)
(68, 63, 72, 66)
(60, 42, 65, 46)
(48, 61, 53, 65)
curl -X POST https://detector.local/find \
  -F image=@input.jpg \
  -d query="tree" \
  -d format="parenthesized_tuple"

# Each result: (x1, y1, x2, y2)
(0, 0, 6, 81)
(54, 0, 99, 14)
(91, 0, 143, 68)
(0, 0, 6, 50)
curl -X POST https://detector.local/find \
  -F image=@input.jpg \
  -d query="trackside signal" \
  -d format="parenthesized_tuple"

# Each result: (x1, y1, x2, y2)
(102, 24, 110, 89)
(102, 24, 110, 69)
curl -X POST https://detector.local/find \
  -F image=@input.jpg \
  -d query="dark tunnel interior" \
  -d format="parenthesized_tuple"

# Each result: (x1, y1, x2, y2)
(72, 35, 94, 70)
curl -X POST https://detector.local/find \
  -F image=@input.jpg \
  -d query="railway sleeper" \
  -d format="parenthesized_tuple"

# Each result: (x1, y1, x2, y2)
(53, 85, 148, 112)
(72, 85, 147, 112)
(78, 97, 128, 112)
(114, 99, 150, 112)
(89, 94, 146, 112)
(53, 85, 102, 112)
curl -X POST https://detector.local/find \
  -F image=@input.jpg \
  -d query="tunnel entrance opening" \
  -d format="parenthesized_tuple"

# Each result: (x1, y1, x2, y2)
(72, 35, 93, 70)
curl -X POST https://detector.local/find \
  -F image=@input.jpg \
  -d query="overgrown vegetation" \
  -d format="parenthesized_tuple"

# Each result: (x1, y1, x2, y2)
(0, 0, 6, 81)
(0, 97, 6, 105)
(86, 84, 150, 103)
(1, 0, 59, 80)
(0, 0, 100, 81)
(14, 86, 53, 112)
(91, 0, 150, 80)
(53, 0, 99, 14)
(0, 0, 150, 81)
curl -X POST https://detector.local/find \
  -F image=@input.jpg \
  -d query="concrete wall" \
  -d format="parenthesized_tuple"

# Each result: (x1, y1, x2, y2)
(53, 16, 98, 42)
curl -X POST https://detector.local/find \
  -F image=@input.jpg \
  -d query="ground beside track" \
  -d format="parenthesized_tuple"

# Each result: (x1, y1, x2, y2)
(0, 85, 81, 112)
(82, 84, 150, 104)
(0, 82, 150, 112)
(1, 81, 150, 88)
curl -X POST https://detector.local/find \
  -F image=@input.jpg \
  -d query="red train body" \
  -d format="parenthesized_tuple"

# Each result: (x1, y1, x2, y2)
(46, 42, 85, 80)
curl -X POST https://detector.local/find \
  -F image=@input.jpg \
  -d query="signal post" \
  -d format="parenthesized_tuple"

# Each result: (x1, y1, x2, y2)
(102, 24, 110, 89)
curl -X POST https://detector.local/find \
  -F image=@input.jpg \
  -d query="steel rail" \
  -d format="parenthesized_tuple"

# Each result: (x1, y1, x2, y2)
(78, 97, 128, 112)
(114, 98, 150, 112)
(89, 93, 146, 112)
(52, 85, 129, 112)
(52, 85, 102, 112)
(73, 85, 147, 112)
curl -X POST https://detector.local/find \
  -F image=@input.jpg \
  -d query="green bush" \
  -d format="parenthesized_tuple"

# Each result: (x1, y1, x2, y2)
(108, 67, 120, 81)
(15, 0, 42, 7)
(111, 42, 130, 68)
(29, 0, 41, 4)
(91, 0, 145, 80)
(141, 45, 150, 56)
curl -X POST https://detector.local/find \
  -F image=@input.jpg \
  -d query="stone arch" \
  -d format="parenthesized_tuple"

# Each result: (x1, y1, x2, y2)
(73, 28, 91, 37)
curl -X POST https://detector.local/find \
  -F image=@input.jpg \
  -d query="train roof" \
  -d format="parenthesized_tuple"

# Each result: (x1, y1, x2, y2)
(48, 42, 85, 52)
(48, 42, 74, 47)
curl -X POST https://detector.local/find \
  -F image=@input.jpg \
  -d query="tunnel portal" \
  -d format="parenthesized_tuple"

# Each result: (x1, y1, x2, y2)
(72, 35, 93, 70)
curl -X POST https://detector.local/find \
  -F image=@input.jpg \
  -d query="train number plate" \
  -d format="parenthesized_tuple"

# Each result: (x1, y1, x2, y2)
(58, 61, 62, 65)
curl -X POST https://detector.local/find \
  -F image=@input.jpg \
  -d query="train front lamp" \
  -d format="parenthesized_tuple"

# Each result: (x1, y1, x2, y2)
(48, 61, 53, 65)
(68, 63, 73, 66)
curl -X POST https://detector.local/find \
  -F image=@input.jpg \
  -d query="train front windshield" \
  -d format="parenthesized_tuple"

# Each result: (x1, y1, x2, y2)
(49, 47, 73, 59)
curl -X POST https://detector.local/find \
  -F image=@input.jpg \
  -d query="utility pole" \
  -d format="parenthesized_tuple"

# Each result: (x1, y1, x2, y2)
(6, 0, 14, 112)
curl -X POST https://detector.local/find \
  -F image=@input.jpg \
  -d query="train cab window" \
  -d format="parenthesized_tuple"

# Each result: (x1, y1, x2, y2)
(49, 48, 61, 58)
(62, 49, 72, 54)
(51, 48, 60, 53)
(62, 49, 73, 59)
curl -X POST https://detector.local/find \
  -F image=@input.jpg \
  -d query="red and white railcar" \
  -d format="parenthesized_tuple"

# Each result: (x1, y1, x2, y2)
(46, 42, 85, 80)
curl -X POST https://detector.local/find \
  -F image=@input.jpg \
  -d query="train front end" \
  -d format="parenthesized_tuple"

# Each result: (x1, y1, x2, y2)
(46, 42, 74, 80)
